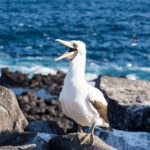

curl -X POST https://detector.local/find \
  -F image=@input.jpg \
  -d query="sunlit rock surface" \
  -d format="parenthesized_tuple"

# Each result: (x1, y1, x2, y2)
(0, 86, 28, 133)
(95, 76, 150, 132)
(0, 144, 36, 150)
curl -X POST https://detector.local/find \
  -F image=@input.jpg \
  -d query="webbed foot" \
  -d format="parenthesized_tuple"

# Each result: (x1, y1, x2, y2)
(80, 132, 94, 145)
(79, 123, 96, 146)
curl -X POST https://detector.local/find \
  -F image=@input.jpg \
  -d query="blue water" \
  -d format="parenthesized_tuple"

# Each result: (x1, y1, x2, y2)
(0, 0, 150, 81)
(10, 87, 57, 99)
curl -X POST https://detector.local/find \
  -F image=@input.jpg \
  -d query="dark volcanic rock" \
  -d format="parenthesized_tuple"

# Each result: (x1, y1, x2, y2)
(0, 132, 57, 150)
(0, 144, 36, 150)
(95, 75, 150, 132)
(0, 68, 65, 90)
(0, 68, 73, 133)
(45, 135, 116, 150)
(0, 68, 29, 87)
(0, 86, 28, 133)
(25, 120, 64, 135)
(17, 92, 74, 133)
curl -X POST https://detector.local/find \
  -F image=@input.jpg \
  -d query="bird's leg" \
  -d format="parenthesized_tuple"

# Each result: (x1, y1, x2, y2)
(80, 123, 96, 146)
(63, 124, 83, 141)
(77, 124, 87, 142)
(78, 124, 83, 133)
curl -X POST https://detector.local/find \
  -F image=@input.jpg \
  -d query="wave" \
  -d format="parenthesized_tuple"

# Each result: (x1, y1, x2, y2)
(0, 63, 98, 85)
(0, 65, 57, 75)
(130, 66, 150, 72)
(126, 74, 139, 80)
(0, 55, 150, 83)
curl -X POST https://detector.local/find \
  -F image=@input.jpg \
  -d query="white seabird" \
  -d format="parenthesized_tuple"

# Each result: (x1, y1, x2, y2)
(55, 39, 113, 145)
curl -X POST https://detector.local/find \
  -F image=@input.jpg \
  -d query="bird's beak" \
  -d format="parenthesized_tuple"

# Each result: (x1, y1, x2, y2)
(55, 39, 75, 61)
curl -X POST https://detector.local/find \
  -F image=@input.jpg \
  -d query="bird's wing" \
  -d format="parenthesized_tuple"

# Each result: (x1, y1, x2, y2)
(87, 85, 109, 123)
(89, 99, 109, 123)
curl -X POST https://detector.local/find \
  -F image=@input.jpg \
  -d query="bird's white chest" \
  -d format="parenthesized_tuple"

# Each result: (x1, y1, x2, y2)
(60, 82, 97, 126)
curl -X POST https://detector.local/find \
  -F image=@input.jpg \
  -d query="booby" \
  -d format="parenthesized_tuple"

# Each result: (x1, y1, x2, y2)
(55, 39, 113, 145)
(131, 34, 138, 46)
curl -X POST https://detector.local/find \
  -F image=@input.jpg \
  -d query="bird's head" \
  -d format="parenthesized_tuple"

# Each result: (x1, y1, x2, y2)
(55, 39, 86, 61)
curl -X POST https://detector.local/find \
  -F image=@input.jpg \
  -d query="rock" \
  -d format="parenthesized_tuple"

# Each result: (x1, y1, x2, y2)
(0, 68, 65, 89)
(32, 74, 42, 83)
(0, 144, 36, 150)
(45, 135, 116, 150)
(0, 68, 74, 133)
(83, 126, 150, 150)
(95, 75, 150, 132)
(25, 120, 64, 135)
(0, 132, 57, 150)
(0, 68, 29, 88)
(0, 86, 28, 133)
(17, 91, 74, 133)
(56, 71, 66, 79)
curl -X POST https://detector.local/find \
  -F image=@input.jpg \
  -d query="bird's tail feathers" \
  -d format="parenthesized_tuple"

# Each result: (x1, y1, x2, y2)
(98, 126, 113, 132)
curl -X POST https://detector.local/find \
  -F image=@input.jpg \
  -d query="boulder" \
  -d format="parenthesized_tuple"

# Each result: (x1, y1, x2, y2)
(83, 126, 150, 150)
(0, 144, 36, 150)
(0, 132, 57, 150)
(25, 120, 64, 135)
(0, 86, 28, 133)
(95, 76, 150, 132)
(45, 135, 116, 150)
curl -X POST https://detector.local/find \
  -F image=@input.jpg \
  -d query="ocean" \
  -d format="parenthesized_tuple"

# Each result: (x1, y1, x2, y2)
(0, 0, 150, 82)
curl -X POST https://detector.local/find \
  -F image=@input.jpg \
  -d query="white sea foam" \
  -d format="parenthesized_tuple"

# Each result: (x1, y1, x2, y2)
(126, 74, 138, 80)
(85, 73, 98, 81)
(0, 62, 98, 85)
(112, 64, 123, 70)
(25, 46, 32, 50)
(130, 66, 150, 72)
(127, 63, 132, 68)
(85, 73, 98, 86)
(25, 56, 44, 60)
(60, 68, 68, 73)
(90, 63, 95, 66)
(34, 67, 57, 75)
(0, 65, 57, 76)
(19, 66, 57, 75)
(18, 23, 24, 27)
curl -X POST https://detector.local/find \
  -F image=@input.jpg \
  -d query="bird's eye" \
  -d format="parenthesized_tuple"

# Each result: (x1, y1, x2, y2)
(73, 43, 77, 48)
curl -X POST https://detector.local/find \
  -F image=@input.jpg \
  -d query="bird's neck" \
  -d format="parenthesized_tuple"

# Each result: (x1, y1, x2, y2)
(66, 53, 86, 83)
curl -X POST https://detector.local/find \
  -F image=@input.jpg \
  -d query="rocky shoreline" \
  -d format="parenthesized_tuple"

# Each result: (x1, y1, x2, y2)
(0, 68, 150, 150)
(0, 68, 74, 133)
